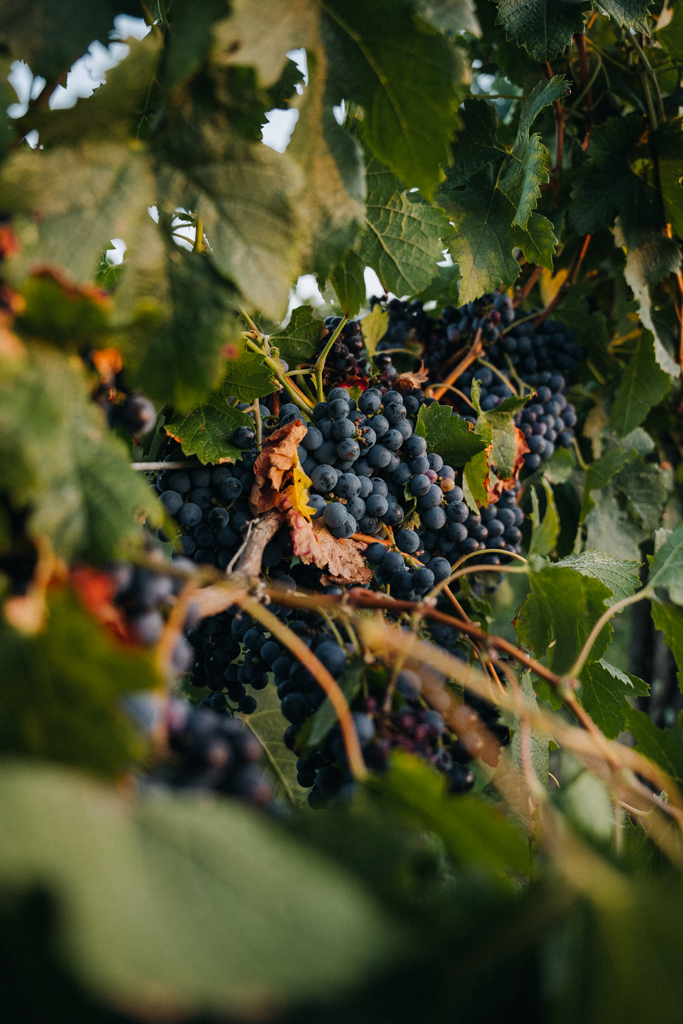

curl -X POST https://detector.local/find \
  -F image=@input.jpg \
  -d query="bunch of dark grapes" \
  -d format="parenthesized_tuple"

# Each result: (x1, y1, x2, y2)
(163, 697, 274, 805)
(381, 290, 583, 474)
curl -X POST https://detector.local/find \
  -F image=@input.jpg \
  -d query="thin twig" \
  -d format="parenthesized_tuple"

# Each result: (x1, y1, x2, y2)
(131, 461, 199, 471)
(428, 328, 483, 401)
(534, 235, 591, 327)
(514, 265, 543, 306)
(314, 317, 348, 402)
(566, 589, 650, 680)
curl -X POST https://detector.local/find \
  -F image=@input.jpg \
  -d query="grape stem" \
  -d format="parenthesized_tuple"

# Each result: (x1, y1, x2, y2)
(428, 327, 483, 401)
(565, 588, 651, 681)
(131, 461, 199, 470)
(313, 316, 348, 403)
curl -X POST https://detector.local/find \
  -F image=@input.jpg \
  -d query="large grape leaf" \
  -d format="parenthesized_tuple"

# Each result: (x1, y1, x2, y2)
(240, 684, 305, 806)
(610, 332, 670, 436)
(221, 352, 277, 404)
(612, 460, 669, 533)
(580, 660, 648, 739)
(271, 306, 326, 366)
(0, 589, 156, 777)
(529, 478, 560, 557)
(599, 0, 653, 32)
(357, 157, 452, 298)
(516, 564, 613, 675)
(330, 251, 367, 317)
(0, 760, 401, 1016)
(0, 350, 161, 562)
(556, 551, 641, 605)
(166, 400, 254, 465)
(624, 707, 683, 783)
(579, 445, 639, 521)
(322, 0, 465, 198)
(648, 524, 683, 605)
(288, 40, 366, 281)
(415, 402, 488, 467)
(583, 491, 647, 562)
(0, 0, 143, 81)
(495, 0, 592, 61)
(438, 87, 563, 303)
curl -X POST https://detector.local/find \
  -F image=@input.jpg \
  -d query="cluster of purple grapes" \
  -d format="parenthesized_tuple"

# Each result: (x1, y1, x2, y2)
(322, 316, 373, 381)
(379, 291, 582, 473)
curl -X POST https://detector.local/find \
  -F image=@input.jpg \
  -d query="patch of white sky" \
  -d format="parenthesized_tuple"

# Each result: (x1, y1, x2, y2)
(4, 22, 438, 317)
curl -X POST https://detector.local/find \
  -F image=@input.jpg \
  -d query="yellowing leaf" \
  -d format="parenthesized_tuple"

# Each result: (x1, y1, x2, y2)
(284, 455, 317, 519)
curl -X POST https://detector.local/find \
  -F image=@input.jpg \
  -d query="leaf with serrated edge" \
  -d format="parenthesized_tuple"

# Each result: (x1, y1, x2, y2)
(556, 551, 641, 606)
(648, 523, 683, 605)
(323, 0, 465, 199)
(271, 306, 325, 366)
(167, 402, 254, 465)
(221, 352, 276, 404)
(516, 564, 613, 675)
(599, 0, 653, 32)
(529, 477, 560, 557)
(580, 659, 648, 739)
(241, 684, 305, 805)
(358, 157, 451, 297)
(611, 331, 670, 436)
(624, 707, 683, 783)
(496, 0, 592, 61)
(652, 602, 683, 690)
(416, 402, 488, 468)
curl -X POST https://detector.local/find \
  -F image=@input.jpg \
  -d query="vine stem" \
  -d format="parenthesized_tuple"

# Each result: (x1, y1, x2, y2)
(428, 327, 483, 401)
(666, 224, 683, 374)
(245, 338, 313, 413)
(565, 589, 650, 681)
(241, 596, 368, 781)
(534, 235, 591, 327)
(131, 461, 199, 471)
(514, 265, 543, 306)
(314, 316, 348, 402)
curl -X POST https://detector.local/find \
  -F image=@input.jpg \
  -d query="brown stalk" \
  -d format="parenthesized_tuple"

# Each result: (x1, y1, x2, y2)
(666, 224, 683, 375)
(514, 265, 543, 307)
(428, 328, 483, 401)
(534, 234, 591, 327)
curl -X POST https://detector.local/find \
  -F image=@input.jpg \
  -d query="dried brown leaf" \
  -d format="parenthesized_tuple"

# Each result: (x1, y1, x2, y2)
(396, 362, 429, 389)
(250, 420, 307, 514)
(287, 510, 373, 585)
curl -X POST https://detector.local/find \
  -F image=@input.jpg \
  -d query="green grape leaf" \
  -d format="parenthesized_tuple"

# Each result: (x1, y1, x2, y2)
(0, 760, 400, 1016)
(612, 460, 669, 533)
(580, 659, 648, 739)
(296, 660, 364, 757)
(495, 0, 592, 61)
(529, 477, 560, 557)
(323, 0, 466, 198)
(501, 671, 549, 784)
(0, 350, 160, 562)
(127, 226, 246, 413)
(271, 306, 325, 366)
(500, 77, 570, 229)
(241, 684, 305, 806)
(19, 33, 162, 146)
(462, 426, 492, 511)
(413, 0, 481, 34)
(370, 751, 529, 873)
(611, 331, 671, 436)
(516, 564, 613, 675)
(438, 89, 561, 303)
(0, 0, 143, 81)
(658, 2, 683, 63)
(221, 352, 277, 404)
(584, 489, 647, 562)
(477, 392, 529, 480)
(598, 0, 653, 32)
(0, 589, 156, 777)
(415, 402, 489, 467)
(652, 601, 683, 690)
(161, 0, 230, 90)
(361, 306, 390, 359)
(624, 707, 683, 784)
(556, 551, 641, 605)
(288, 43, 365, 281)
(648, 524, 683, 605)
(580, 445, 639, 521)
(621, 235, 682, 378)
(330, 250, 367, 317)
(166, 401, 254, 465)
(357, 157, 452, 298)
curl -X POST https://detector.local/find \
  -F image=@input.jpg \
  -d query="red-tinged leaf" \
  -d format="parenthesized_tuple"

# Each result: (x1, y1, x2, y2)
(287, 509, 374, 585)
(487, 426, 530, 502)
